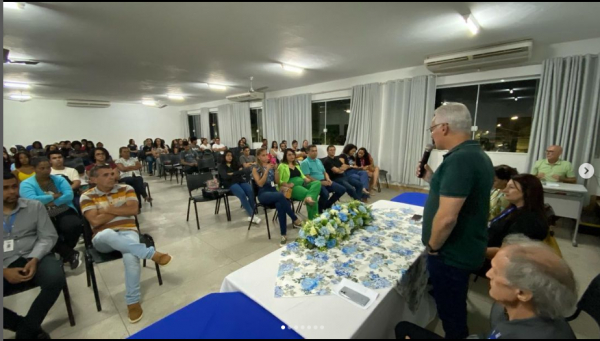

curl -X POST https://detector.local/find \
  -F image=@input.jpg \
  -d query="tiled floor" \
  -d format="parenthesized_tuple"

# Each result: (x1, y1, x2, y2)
(3, 176, 600, 339)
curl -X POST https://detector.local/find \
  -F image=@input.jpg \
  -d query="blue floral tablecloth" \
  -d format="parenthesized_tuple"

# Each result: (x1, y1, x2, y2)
(275, 207, 425, 298)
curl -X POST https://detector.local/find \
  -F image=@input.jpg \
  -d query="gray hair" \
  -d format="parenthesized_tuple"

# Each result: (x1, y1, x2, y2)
(502, 235, 578, 319)
(89, 164, 112, 178)
(433, 102, 472, 134)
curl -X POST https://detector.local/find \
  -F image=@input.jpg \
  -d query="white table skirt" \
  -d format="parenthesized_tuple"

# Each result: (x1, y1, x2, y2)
(220, 200, 437, 339)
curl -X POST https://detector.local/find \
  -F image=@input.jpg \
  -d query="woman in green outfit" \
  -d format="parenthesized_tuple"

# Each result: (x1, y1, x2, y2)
(277, 148, 321, 219)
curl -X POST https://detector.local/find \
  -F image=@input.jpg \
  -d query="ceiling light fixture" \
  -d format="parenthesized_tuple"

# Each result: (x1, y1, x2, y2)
(10, 94, 31, 101)
(464, 13, 480, 35)
(500, 80, 505, 82)
(345, 110, 351, 114)
(168, 94, 185, 100)
(4, 82, 30, 89)
(514, 97, 518, 101)
(511, 116, 519, 120)
(281, 64, 304, 74)
(3, 2, 25, 9)
(497, 124, 502, 127)
(509, 89, 514, 94)
(208, 84, 227, 91)
(142, 100, 157, 106)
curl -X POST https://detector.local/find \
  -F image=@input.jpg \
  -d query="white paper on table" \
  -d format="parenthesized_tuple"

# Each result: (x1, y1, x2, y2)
(333, 278, 379, 310)
(544, 183, 560, 187)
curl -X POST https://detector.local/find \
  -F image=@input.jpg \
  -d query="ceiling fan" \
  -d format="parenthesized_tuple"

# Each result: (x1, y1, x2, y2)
(3, 48, 39, 65)
(248, 76, 268, 93)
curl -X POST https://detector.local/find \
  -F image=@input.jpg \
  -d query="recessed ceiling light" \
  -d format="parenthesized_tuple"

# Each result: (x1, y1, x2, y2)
(142, 100, 157, 106)
(4, 82, 30, 89)
(208, 84, 227, 91)
(464, 14, 480, 35)
(10, 94, 31, 100)
(509, 89, 514, 94)
(514, 97, 518, 101)
(281, 64, 303, 74)
(500, 80, 505, 82)
(4, 2, 25, 9)
(511, 116, 519, 120)
(168, 94, 185, 100)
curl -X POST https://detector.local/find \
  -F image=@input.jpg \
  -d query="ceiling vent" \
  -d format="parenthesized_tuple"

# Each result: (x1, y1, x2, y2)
(66, 99, 111, 108)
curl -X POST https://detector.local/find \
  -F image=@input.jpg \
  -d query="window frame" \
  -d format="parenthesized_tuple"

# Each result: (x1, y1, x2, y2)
(311, 97, 351, 145)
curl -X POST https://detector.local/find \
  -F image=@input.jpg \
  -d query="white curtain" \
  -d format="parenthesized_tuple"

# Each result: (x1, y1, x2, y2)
(526, 54, 600, 177)
(199, 108, 211, 140)
(181, 110, 190, 139)
(263, 94, 312, 145)
(217, 102, 252, 147)
(347, 83, 380, 152)
(347, 75, 436, 186)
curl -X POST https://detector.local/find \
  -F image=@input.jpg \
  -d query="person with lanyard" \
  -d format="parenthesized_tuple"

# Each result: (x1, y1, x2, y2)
(301, 145, 346, 214)
(277, 148, 321, 220)
(3, 172, 66, 340)
(252, 148, 303, 246)
(218, 150, 259, 224)
(474, 174, 549, 277)
(115, 147, 152, 211)
(19, 157, 83, 271)
(395, 237, 577, 339)
(489, 165, 519, 221)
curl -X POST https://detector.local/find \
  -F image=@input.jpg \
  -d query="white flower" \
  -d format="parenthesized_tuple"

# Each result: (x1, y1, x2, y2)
(342, 209, 349, 215)
(310, 227, 318, 236)
(326, 223, 336, 234)
(320, 214, 328, 220)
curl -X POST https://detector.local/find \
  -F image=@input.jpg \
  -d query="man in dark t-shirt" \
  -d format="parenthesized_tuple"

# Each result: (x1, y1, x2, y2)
(322, 145, 363, 201)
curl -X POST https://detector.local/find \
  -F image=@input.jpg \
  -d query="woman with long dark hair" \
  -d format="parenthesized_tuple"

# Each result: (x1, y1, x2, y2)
(489, 165, 519, 220)
(340, 144, 370, 197)
(277, 149, 321, 219)
(218, 150, 258, 223)
(355, 147, 380, 193)
(12, 152, 36, 182)
(30, 141, 45, 158)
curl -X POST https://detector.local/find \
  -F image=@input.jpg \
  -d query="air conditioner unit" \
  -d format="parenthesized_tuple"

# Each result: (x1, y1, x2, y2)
(226, 92, 265, 102)
(66, 99, 111, 108)
(424, 40, 533, 74)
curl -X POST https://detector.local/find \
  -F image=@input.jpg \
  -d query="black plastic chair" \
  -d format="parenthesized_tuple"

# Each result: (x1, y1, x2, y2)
(186, 173, 230, 230)
(144, 182, 153, 207)
(4, 262, 76, 327)
(159, 154, 172, 180)
(82, 216, 163, 312)
(379, 169, 390, 189)
(566, 273, 600, 331)
(250, 149, 257, 156)
(168, 155, 182, 183)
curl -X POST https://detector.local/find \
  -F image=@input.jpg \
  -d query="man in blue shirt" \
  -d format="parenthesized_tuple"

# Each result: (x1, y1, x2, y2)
(301, 145, 346, 213)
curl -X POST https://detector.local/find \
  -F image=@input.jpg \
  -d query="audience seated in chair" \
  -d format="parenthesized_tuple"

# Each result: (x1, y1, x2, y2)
(199, 138, 211, 152)
(490, 165, 519, 221)
(261, 139, 268, 149)
(19, 157, 83, 271)
(179, 141, 199, 174)
(355, 147, 380, 193)
(212, 138, 227, 155)
(301, 145, 346, 214)
(238, 137, 248, 149)
(253, 148, 303, 246)
(80, 165, 173, 325)
(323, 145, 365, 202)
(142, 138, 155, 176)
(86, 148, 118, 181)
(69, 141, 89, 164)
(48, 150, 82, 213)
(339, 144, 370, 199)
(30, 141, 46, 158)
(531, 145, 577, 184)
(60, 141, 73, 159)
(218, 151, 259, 224)
(278, 149, 321, 220)
(476, 174, 549, 278)
(395, 236, 577, 339)
(152, 138, 169, 176)
(128, 139, 138, 157)
(239, 146, 257, 169)
(3, 173, 65, 339)
(12, 152, 36, 182)
(115, 147, 152, 211)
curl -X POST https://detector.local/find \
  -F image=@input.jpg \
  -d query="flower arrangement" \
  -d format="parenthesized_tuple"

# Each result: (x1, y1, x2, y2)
(297, 200, 374, 251)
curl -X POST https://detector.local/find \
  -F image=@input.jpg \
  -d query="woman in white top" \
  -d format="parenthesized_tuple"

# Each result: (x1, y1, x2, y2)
(199, 138, 211, 152)
(116, 147, 152, 209)
(152, 138, 169, 176)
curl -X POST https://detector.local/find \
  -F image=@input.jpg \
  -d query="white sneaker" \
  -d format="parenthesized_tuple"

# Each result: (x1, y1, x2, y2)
(247, 217, 253, 222)
(252, 216, 262, 225)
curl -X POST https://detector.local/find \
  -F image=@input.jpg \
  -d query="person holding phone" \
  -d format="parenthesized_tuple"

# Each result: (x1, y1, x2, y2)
(3, 172, 64, 339)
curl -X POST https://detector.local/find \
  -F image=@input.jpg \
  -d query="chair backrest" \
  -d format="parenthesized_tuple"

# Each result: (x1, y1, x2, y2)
(65, 157, 84, 169)
(199, 158, 215, 170)
(170, 154, 181, 164)
(82, 218, 95, 249)
(250, 149, 256, 156)
(187, 172, 215, 193)
(576, 273, 600, 327)
(159, 154, 171, 164)
(391, 192, 429, 207)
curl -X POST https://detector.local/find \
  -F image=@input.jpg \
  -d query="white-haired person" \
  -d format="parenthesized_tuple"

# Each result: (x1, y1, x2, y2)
(531, 145, 577, 183)
(416, 102, 495, 339)
(395, 235, 577, 339)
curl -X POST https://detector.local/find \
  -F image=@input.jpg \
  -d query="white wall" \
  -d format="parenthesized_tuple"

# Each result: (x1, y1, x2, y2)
(3, 99, 185, 158)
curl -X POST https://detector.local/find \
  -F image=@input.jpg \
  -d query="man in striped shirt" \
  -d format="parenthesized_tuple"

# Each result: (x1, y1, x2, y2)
(80, 165, 172, 324)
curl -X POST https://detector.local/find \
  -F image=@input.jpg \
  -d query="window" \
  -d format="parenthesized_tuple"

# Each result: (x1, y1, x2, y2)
(435, 79, 539, 153)
(250, 108, 263, 143)
(188, 115, 196, 138)
(209, 112, 219, 141)
(311, 99, 351, 145)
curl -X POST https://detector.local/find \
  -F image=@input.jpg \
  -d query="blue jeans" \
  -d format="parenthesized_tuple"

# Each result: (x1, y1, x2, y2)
(346, 169, 370, 195)
(145, 156, 155, 174)
(228, 182, 256, 217)
(93, 229, 156, 305)
(319, 182, 346, 213)
(427, 255, 471, 339)
(334, 176, 363, 200)
(257, 187, 298, 236)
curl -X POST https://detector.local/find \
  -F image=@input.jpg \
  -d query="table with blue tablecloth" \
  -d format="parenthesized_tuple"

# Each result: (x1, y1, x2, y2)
(129, 292, 303, 339)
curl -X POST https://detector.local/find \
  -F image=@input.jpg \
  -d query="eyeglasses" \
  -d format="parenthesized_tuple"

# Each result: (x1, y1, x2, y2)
(427, 123, 446, 133)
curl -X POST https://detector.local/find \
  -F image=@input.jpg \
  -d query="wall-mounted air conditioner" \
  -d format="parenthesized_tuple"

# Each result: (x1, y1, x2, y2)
(66, 100, 111, 108)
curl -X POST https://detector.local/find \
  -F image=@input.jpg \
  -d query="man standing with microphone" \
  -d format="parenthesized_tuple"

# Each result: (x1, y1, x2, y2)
(416, 103, 494, 339)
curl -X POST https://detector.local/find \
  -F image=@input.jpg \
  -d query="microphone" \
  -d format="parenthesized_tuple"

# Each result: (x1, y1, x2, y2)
(417, 144, 434, 178)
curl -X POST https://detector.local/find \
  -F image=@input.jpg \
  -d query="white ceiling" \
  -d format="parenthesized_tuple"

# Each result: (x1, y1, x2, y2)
(3, 2, 600, 106)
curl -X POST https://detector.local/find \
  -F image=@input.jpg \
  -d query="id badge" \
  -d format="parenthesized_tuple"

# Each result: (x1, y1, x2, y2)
(4, 240, 15, 253)
(271, 181, 275, 188)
